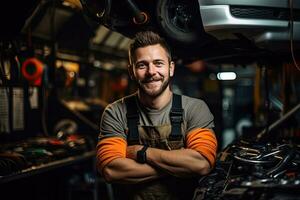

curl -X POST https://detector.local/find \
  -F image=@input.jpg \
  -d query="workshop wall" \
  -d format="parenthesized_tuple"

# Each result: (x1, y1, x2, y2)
(0, 0, 300, 200)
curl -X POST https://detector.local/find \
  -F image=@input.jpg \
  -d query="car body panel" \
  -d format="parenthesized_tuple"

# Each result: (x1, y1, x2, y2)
(198, 1, 300, 51)
(199, 0, 300, 8)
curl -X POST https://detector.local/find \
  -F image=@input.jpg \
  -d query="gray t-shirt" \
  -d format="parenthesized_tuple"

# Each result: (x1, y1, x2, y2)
(99, 93, 214, 141)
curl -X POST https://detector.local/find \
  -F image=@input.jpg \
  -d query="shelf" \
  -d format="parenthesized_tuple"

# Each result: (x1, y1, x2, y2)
(0, 150, 96, 184)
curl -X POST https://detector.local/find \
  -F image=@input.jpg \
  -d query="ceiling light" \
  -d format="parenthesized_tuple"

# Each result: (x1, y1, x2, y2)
(217, 72, 236, 80)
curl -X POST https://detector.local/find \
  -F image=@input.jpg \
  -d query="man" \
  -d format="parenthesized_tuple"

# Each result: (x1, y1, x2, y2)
(97, 31, 217, 200)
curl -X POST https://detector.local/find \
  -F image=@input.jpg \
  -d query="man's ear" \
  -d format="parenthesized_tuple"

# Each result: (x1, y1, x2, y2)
(128, 64, 135, 80)
(170, 61, 175, 77)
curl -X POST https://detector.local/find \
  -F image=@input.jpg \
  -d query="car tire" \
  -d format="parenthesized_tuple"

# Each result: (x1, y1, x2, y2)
(156, 0, 203, 45)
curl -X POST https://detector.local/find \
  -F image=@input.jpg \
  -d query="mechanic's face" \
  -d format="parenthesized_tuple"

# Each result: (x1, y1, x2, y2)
(130, 44, 174, 98)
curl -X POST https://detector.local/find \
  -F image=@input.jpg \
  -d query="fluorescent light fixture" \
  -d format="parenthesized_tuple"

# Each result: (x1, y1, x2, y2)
(217, 72, 236, 80)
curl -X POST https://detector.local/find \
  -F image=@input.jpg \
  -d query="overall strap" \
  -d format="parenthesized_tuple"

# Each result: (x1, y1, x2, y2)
(124, 95, 139, 143)
(125, 94, 183, 143)
(170, 94, 183, 140)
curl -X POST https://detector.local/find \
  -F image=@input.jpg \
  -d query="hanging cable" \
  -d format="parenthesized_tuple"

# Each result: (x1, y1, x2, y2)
(289, 0, 300, 71)
(255, 65, 272, 142)
(40, 0, 58, 137)
(263, 66, 271, 139)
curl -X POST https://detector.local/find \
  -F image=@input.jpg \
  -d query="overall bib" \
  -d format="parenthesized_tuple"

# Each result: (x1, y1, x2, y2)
(113, 94, 198, 200)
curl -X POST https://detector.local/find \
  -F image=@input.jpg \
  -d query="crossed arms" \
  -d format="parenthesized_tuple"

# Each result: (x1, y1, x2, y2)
(96, 128, 217, 184)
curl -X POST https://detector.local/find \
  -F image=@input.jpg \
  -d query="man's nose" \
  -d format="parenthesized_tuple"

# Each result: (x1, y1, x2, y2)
(147, 63, 156, 75)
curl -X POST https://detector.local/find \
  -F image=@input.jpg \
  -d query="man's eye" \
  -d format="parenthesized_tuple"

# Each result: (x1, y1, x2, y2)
(136, 63, 146, 69)
(154, 62, 164, 67)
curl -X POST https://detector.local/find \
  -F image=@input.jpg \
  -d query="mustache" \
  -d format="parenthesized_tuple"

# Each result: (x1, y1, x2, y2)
(141, 77, 163, 83)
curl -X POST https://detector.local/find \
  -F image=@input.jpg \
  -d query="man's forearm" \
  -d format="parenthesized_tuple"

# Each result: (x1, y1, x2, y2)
(102, 157, 165, 184)
(146, 148, 211, 177)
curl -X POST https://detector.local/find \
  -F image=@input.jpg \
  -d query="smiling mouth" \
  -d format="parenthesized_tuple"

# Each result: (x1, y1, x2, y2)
(144, 80, 159, 84)
(142, 78, 162, 83)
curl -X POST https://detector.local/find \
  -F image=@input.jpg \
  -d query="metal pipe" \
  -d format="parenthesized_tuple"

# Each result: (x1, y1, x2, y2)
(125, 0, 148, 24)
(256, 102, 300, 141)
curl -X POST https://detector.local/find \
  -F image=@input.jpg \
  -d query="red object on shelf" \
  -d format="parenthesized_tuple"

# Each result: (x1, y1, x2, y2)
(21, 57, 44, 86)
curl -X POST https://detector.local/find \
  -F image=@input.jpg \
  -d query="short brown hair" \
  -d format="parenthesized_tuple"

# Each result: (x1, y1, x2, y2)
(128, 31, 172, 65)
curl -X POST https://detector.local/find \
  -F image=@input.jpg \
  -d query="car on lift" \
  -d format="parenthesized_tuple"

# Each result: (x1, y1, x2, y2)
(80, 0, 300, 60)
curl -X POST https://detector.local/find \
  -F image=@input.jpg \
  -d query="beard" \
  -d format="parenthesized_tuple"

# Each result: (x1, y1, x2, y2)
(137, 74, 171, 98)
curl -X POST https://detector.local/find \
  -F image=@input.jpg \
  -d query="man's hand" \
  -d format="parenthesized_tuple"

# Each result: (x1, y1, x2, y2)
(126, 145, 143, 160)
(101, 144, 165, 184)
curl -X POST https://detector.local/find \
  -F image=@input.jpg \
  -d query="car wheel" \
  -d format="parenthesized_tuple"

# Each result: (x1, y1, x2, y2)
(156, 0, 203, 45)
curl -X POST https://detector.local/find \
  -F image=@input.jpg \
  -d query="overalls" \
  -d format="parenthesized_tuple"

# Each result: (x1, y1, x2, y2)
(113, 94, 198, 200)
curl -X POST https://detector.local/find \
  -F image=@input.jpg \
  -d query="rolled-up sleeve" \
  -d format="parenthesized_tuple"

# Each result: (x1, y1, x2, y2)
(96, 137, 127, 174)
(186, 128, 217, 167)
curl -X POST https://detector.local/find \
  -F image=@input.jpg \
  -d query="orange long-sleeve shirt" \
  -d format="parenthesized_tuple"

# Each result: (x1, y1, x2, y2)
(97, 128, 217, 173)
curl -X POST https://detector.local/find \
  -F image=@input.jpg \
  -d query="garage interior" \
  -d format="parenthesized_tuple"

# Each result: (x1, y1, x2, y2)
(0, 0, 300, 199)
